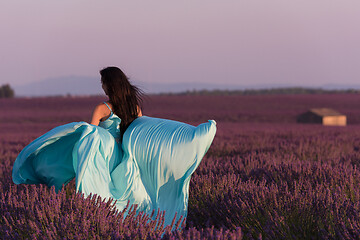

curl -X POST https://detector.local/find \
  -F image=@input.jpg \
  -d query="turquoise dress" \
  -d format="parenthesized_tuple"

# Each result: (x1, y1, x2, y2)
(12, 103, 216, 226)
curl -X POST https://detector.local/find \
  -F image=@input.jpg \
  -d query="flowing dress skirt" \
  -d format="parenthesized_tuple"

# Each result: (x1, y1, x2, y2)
(12, 116, 217, 226)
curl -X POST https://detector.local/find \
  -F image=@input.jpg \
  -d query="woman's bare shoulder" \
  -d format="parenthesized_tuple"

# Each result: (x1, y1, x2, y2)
(95, 102, 112, 111)
(94, 102, 106, 109)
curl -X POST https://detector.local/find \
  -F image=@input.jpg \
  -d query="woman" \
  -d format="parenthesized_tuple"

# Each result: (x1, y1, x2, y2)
(90, 67, 143, 131)
(12, 66, 217, 227)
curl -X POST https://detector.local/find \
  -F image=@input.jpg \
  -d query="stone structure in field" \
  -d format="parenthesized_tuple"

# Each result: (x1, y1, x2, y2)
(297, 108, 347, 126)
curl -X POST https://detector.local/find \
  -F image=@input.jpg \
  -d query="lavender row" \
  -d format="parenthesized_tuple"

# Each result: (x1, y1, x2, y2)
(1, 95, 360, 239)
(188, 156, 360, 238)
(0, 181, 242, 239)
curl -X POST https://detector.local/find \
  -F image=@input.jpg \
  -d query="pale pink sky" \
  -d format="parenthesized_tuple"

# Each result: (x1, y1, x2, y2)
(1, 1, 360, 88)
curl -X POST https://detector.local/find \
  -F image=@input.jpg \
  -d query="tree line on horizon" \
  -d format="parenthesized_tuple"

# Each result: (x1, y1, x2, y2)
(168, 87, 360, 96)
(1, 83, 360, 98)
(0, 84, 15, 98)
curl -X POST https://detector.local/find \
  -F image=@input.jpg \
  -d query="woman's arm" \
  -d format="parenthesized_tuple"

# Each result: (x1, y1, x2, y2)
(90, 103, 111, 125)
(137, 106, 143, 117)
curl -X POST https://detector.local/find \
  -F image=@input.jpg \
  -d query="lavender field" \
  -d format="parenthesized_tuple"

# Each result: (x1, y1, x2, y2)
(1, 94, 360, 239)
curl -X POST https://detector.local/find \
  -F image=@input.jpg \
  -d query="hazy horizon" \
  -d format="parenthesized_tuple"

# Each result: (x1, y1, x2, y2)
(11, 74, 360, 97)
(1, 1, 360, 93)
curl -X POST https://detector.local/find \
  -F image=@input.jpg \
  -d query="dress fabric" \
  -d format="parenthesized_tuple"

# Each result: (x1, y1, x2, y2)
(12, 105, 216, 226)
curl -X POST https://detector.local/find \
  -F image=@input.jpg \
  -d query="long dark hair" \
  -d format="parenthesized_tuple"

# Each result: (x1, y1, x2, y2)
(100, 66, 143, 136)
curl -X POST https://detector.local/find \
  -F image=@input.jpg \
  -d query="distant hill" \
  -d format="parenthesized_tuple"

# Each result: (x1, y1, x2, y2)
(13, 76, 245, 97)
(14, 76, 102, 97)
(12, 76, 360, 97)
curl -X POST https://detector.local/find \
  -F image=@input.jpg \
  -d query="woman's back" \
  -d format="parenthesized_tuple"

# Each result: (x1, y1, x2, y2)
(98, 102, 121, 140)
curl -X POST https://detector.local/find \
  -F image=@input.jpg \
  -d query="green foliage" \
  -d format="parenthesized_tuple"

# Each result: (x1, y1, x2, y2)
(0, 84, 15, 98)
